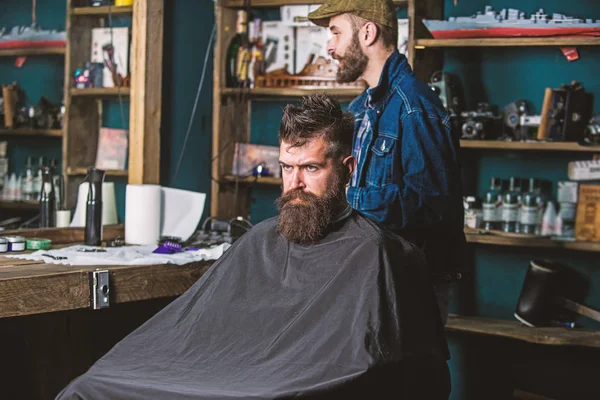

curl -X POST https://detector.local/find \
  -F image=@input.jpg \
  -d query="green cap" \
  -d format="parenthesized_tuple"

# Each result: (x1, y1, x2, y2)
(308, 0, 397, 29)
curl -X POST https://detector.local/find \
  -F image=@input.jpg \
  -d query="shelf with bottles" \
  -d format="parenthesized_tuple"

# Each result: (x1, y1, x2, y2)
(66, 167, 127, 177)
(0, 128, 63, 138)
(221, 0, 408, 8)
(446, 315, 600, 349)
(415, 37, 600, 49)
(460, 140, 600, 152)
(71, 5, 133, 16)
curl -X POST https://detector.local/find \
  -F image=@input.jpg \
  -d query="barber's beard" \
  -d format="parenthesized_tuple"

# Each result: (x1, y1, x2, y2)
(334, 32, 369, 84)
(276, 171, 348, 245)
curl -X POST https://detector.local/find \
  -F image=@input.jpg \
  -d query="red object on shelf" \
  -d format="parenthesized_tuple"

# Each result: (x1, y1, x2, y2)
(0, 40, 66, 49)
(428, 28, 600, 39)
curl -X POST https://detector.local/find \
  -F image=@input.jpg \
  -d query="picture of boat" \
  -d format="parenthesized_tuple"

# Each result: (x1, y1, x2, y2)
(423, 6, 600, 39)
(0, 25, 66, 50)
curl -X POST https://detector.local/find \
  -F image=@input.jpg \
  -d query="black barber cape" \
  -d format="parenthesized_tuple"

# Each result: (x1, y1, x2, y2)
(57, 210, 450, 400)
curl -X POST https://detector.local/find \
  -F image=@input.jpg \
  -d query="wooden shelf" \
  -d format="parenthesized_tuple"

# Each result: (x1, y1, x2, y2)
(221, 0, 407, 7)
(222, 174, 282, 186)
(446, 315, 600, 349)
(0, 47, 65, 57)
(415, 37, 600, 48)
(0, 128, 63, 138)
(72, 6, 133, 16)
(67, 167, 128, 177)
(465, 228, 600, 253)
(0, 199, 39, 210)
(70, 87, 130, 97)
(460, 140, 600, 152)
(221, 87, 363, 99)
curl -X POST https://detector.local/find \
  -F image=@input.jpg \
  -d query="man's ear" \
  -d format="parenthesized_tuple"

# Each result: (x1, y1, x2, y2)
(342, 155, 356, 182)
(362, 22, 378, 47)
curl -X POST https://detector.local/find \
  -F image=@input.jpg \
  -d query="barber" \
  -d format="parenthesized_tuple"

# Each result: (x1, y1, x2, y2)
(308, 0, 466, 324)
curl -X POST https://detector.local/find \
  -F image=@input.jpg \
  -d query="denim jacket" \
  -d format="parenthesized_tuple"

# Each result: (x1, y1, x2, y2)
(347, 50, 466, 282)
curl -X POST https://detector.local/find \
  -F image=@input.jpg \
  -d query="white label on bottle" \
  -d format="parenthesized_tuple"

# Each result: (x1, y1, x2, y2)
(23, 178, 33, 194)
(520, 205, 539, 226)
(502, 203, 519, 222)
(483, 203, 502, 222)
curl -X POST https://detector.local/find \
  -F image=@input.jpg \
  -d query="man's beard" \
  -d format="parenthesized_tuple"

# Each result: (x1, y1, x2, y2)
(334, 31, 369, 84)
(275, 169, 348, 245)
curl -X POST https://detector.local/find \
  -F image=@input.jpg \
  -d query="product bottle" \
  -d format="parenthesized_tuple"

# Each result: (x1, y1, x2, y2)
(21, 156, 35, 200)
(84, 167, 105, 246)
(482, 177, 503, 230)
(33, 156, 45, 200)
(39, 166, 56, 228)
(502, 177, 520, 233)
(519, 178, 540, 234)
(226, 10, 249, 88)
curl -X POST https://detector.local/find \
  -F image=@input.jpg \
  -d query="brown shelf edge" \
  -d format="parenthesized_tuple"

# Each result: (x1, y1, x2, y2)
(415, 38, 600, 48)
(72, 6, 133, 16)
(446, 315, 600, 349)
(221, 0, 407, 7)
(0, 199, 39, 210)
(221, 87, 364, 99)
(0, 128, 63, 137)
(465, 228, 600, 252)
(221, 174, 282, 186)
(460, 140, 600, 152)
(70, 88, 131, 97)
(67, 168, 128, 177)
(0, 47, 65, 57)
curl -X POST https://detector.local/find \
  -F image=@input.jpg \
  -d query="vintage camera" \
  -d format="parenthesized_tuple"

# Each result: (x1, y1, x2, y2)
(539, 81, 593, 142)
(581, 116, 600, 146)
(504, 100, 541, 141)
(429, 71, 465, 115)
(460, 103, 498, 140)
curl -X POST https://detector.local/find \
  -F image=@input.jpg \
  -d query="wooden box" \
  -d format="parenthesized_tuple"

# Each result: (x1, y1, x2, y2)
(575, 184, 600, 242)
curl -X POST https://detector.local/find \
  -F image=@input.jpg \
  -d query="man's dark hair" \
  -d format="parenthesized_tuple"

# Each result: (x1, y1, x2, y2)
(279, 94, 354, 159)
(348, 14, 398, 50)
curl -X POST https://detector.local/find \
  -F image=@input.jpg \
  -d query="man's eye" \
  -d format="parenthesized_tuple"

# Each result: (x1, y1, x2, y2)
(281, 165, 292, 172)
(306, 166, 318, 172)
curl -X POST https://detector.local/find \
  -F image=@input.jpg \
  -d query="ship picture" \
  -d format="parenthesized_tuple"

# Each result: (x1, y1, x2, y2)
(0, 25, 66, 50)
(423, 6, 600, 39)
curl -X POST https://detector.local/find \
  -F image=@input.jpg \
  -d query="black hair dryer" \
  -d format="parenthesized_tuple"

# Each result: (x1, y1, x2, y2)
(84, 167, 105, 246)
(515, 260, 600, 327)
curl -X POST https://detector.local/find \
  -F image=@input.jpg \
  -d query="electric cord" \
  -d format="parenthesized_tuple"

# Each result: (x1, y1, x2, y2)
(173, 23, 217, 184)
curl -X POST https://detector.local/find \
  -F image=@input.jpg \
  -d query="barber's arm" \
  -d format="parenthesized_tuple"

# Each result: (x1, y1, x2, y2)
(398, 111, 461, 230)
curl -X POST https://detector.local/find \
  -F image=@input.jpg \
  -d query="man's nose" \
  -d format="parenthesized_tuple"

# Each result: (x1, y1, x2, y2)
(327, 37, 335, 57)
(290, 169, 305, 190)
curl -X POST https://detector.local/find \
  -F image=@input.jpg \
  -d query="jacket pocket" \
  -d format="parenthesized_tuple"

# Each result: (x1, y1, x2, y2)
(366, 135, 397, 187)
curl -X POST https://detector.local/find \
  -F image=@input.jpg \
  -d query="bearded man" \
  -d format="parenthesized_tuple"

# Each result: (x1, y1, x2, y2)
(309, 0, 466, 325)
(57, 95, 450, 400)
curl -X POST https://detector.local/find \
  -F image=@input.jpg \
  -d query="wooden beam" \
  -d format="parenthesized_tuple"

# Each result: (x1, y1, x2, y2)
(129, 0, 163, 185)
(0, 47, 65, 57)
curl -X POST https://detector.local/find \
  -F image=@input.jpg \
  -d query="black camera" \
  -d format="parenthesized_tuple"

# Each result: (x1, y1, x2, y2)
(460, 103, 498, 140)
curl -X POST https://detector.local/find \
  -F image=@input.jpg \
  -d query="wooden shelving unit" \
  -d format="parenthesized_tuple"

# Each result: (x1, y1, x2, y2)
(460, 140, 600, 152)
(464, 228, 600, 253)
(0, 47, 66, 57)
(0, 199, 39, 210)
(70, 87, 130, 97)
(446, 315, 600, 349)
(66, 167, 128, 177)
(222, 0, 408, 7)
(222, 175, 282, 186)
(415, 37, 600, 48)
(72, 6, 133, 16)
(0, 128, 63, 138)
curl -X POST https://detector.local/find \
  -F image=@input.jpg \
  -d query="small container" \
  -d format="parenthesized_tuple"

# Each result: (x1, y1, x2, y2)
(6, 235, 26, 252)
(0, 237, 8, 253)
(463, 196, 483, 229)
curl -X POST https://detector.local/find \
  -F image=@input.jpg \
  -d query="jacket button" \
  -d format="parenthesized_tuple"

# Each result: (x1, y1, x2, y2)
(377, 110, 382, 115)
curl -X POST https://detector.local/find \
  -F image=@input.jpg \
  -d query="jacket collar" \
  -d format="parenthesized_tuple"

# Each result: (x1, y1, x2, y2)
(349, 50, 412, 113)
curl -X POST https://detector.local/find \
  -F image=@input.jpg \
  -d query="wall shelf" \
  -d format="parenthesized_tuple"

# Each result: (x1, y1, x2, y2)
(222, 175, 282, 186)
(460, 140, 600, 152)
(415, 37, 600, 48)
(446, 315, 600, 349)
(67, 167, 128, 177)
(0, 128, 63, 138)
(72, 6, 133, 16)
(0, 47, 65, 57)
(0, 199, 39, 210)
(70, 88, 130, 97)
(221, 87, 363, 99)
(221, 0, 407, 7)
(465, 228, 600, 253)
